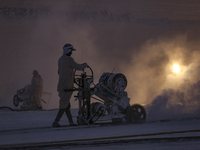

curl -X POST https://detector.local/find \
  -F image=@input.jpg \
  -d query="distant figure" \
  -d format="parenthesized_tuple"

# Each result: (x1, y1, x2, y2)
(52, 43, 88, 127)
(31, 70, 43, 109)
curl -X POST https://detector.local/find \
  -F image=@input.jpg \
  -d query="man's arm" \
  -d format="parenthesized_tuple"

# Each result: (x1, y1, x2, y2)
(69, 57, 88, 70)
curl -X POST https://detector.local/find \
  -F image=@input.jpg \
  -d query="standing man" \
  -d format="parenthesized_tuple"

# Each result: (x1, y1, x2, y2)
(52, 43, 88, 127)
(31, 70, 43, 109)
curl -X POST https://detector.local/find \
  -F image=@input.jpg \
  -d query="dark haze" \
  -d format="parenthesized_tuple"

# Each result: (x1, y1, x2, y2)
(1, 0, 200, 121)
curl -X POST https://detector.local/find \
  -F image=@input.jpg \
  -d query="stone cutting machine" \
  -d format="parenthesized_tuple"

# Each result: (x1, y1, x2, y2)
(65, 66, 146, 125)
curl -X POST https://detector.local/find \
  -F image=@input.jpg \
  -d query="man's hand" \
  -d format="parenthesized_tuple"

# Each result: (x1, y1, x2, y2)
(83, 63, 88, 68)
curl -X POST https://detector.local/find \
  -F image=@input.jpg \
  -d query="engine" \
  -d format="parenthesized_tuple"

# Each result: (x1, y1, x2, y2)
(94, 73, 130, 111)
(74, 67, 146, 125)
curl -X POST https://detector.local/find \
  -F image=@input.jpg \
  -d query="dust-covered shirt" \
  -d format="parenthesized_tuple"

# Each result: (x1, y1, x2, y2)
(57, 54, 87, 108)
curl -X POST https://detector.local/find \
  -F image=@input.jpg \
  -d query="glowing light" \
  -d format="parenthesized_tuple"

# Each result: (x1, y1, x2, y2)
(173, 64, 180, 73)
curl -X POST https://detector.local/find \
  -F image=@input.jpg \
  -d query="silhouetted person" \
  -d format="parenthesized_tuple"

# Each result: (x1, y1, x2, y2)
(31, 70, 43, 109)
(52, 43, 88, 127)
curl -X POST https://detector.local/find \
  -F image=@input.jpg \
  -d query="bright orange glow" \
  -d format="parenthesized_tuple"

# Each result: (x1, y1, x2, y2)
(173, 64, 180, 73)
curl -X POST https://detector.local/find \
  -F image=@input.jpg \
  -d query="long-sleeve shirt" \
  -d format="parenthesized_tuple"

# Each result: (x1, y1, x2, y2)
(57, 55, 87, 92)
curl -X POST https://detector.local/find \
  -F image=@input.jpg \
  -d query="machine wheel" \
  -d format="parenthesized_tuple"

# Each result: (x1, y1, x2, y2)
(77, 109, 87, 125)
(77, 118, 86, 125)
(126, 104, 146, 123)
(13, 95, 20, 107)
(74, 66, 94, 86)
(90, 102, 105, 117)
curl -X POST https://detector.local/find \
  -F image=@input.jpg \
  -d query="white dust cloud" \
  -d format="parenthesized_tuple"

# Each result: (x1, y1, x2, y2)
(123, 35, 200, 120)
(0, 2, 200, 122)
(0, 4, 112, 109)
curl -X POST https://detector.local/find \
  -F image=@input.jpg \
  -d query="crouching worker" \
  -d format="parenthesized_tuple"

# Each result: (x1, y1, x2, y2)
(52, 43, 88, 127)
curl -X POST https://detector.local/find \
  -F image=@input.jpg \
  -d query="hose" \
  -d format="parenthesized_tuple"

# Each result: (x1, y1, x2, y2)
(0, 106, 59, 111)
(0, 106, 19, 111)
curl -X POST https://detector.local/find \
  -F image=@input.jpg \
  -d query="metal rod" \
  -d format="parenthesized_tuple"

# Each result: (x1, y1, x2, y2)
(91, 96, 104, 103)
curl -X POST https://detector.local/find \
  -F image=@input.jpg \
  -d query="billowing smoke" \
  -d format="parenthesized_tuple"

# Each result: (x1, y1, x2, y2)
(0, 3, 124, 109)
(147, 84, 200, 121)
(0, 2, 143, 109)
(0, 1, 200, 121)
(123, 35, 200, 120)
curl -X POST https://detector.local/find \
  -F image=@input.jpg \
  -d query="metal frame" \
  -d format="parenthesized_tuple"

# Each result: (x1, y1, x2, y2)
(65, 66, 147, 125)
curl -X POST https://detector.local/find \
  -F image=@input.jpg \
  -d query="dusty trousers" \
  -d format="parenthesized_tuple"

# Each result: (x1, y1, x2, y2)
(31, 87, 43, 108)
(54, 103, 73, 124)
